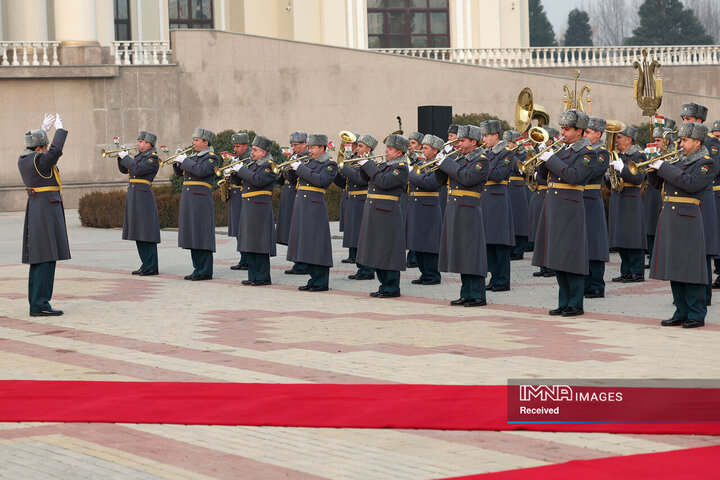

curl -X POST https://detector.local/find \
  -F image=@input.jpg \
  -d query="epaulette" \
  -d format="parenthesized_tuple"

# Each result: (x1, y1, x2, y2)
(505, 147, 511, 151)
(708, 133, 715, 138)
(399, 162, 405, 166)
(586, 146, 593, 150)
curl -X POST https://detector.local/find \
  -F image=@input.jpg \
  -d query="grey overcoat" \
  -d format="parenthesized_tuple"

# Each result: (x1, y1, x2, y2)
(118, 147, 161, 243)
(174, 147, 217, 252)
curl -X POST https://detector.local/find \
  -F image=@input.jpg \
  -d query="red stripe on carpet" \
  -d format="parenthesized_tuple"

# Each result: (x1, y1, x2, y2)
(2, 381, 720, 435)
(436, 445, 720, 480)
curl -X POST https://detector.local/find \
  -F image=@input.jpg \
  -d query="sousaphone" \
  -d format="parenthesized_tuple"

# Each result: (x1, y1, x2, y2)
(514, 87, 550, 133)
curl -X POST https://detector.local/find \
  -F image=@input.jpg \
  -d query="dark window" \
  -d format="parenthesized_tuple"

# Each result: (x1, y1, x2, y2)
(169, 0, 214, 30)
(368, 0, 449, 48)
(114, 0, 131, 41)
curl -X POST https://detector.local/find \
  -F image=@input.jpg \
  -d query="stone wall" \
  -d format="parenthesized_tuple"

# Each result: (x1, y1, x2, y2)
(2, 29, 720, 211)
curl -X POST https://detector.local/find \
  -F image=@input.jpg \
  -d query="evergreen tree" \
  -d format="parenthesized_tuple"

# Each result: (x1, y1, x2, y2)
(625, 0, 713, 45)
(529, 0, 557, 47)
(564, 9, 593, 46)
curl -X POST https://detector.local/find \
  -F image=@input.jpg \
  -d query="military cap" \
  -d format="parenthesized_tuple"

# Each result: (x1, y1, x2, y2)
(192, 127, 214, 142)
(231, 132, 249, 145)
(421, 134, 444, 151)
(619, 124, 638, 141)
(665, 118, 676, 130)
(448, 124, 459, 134)
(307, 134, 328, 147)
(458, 125, 483, 142)
(678, 122, 709, 141)
(289, 131, 307, 144)
(357, 134, 378, 151)
(587, 116, 606, 133)
(681, 103, 708, 122)
(558, 109, 589, 130)
(385, 133, 410, 153)
(502, 130, 521, 143)
(138, 130, 157, 145)
(408, 131, 424, 143)
(479, 120, 502, 135)
(712, 120, 720, 132)
(545, 127, 560, 139)
(252, 135, 273, 152)
(24, 129, 49, 148)
(652, 127, 664, 139)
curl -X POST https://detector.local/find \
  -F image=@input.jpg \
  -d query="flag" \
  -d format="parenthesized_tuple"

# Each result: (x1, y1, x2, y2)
(281, 146, 292, 157)
(160, 145, 169, 154)
(328, 140, 335, 151)
(645, 144, 658, 158)
(220, 151, 232, 160)
(113, 136, 120, 146)
(652, 115, 665, 127)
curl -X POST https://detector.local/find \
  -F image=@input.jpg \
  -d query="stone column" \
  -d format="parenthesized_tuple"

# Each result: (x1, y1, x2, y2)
(54, 0, 102, 64)
(5, 0, 49, 41)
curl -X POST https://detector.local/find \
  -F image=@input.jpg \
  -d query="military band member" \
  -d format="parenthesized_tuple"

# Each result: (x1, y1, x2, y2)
(19, 113, 69, 316)
(481, 120, 515, 292)
(356, 134, 410, 298)
(582, 117, 610, 298)
(344, 134, 376, 281)
(650, 122, 716, 328)
(608, 125, 646, 283)
(173, 127, 217, 281)
(504, 129, 529, 260)
(680, 103, 720, 304)
(643, 127, 670, 269)
(440, 124, 460, 217)
(227, 133, 252, 270)
(117, 130, 161, 276)
(533, 110, 595, 316)
(336, 132, 360, 262)
(235, 135, 279, 286)
(405, 131, 425, 268)
(406, 134, 444, 285)
(287, 134, 337, 292)
(529, 126, 561, 270)
(435, 125, 489, 306)
(713, 119, 720, 288)
(277, 132, 309, 275)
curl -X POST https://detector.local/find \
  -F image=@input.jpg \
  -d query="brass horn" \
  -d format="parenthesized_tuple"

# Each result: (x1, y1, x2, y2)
(159, 146, 194, 167)
(605, 120, 626, 191)
(101, 146, 139, 158)
(514, 87, 550, 133)
(627, 149, 680, 175)
(339, 153, 386, 169)
(270, 154, 310, 174)
(413, 138, 461, 174)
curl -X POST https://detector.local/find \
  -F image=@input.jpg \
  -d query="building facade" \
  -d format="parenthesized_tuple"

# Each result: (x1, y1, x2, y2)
(0, 0, 530, 50)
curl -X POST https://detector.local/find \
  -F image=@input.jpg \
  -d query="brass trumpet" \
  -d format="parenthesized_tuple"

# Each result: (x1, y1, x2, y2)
(627, 149, 680, 175)
(413, 138, 462, 174)
(159, 146, 194, 167)
(518, 134, 564, 174)
(269, 154, 310, 174)
(101, 146, 139, 158)
(339, 154, 386, 169)
(214, 158, 243, 177)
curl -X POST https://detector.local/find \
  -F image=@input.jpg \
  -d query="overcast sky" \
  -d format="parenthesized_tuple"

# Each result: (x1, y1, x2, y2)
(541, 0, 588, 37)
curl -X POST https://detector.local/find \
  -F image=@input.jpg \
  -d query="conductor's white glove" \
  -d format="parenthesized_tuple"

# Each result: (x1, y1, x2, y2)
(118, 150, 129, 159)
(41, 113, 55, 132)
(291, 161, 301, 170)
(649, 160, 664, 171)
(54, 113, 63, 130)
(610, 160, 624, 173)
(538, 151, 553, 163)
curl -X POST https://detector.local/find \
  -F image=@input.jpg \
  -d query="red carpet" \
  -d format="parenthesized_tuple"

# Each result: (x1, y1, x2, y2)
(437, 445, 720, 480)
(2, 381, 720, 435)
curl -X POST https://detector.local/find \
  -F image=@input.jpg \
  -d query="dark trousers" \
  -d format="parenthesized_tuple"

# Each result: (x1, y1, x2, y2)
(292, 262, 307, 273)
(706, 256, 713, 304)
(646, 235, 655, 265)
(556, 270, 584, 310)
(715, 258, 720, 276)
(486, 244, 511, 287)
(415, 251, 441, 283)
(460, 274, 486, 301)
(350, 247, 374, 277)
(190, 249, 213, 277)
(584, 260, 606, 293)
(246, 252, 270, 282)
(238, 251, 248, 267)
(407, 250, 417, 265)
(670, 281, 707, 322)
(347, 247, 357, 262)
(136, 241, 158, 272)
(525, 240, 534, 252)
(28, 261, 56, 313)
(306, 264, 330, 289)
(618, 248, 644, 275)
(511, 236, 528, 258)
(376, 269, 400, 295)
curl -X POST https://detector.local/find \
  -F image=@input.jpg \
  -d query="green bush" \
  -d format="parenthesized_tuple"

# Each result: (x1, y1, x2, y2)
(453, 113, 513, 132)
(631, 121, 653, 149)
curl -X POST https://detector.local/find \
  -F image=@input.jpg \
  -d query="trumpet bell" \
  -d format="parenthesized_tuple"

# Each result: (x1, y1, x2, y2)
(528, 126, 549, 144)
(339, 130, 357, 144)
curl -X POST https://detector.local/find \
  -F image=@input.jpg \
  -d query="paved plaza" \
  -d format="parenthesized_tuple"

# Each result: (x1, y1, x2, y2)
(1, 210, 719, 479)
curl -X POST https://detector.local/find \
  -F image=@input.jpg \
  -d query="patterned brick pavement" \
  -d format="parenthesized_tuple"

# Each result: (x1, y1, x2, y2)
(1, 211, 719, 479)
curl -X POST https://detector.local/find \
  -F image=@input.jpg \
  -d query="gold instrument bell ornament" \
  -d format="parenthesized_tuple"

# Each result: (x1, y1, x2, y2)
(514, 87, 550, 134)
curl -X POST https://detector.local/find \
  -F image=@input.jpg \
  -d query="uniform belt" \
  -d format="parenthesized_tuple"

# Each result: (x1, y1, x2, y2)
(298, 186, 326, 194)
(230, 185, 243, 189)
(26, 186, 61, 193)
(485, 180, 509, 186)
(409, 192, 440, 197)
(129, 179, 152, 185)
(714, 185, 720, 191)
(548, 182, 584, 191)
(663, 196, 701, 206)
(508, 176, 524, 181)
(536, 185, 548, 190)
(448, 189, 482, 198)
(367, 194, 399, 201)
(623, 184, 641, 188)
(184, 181, 212, 189)
(584, 184, 601, 190)
(242, 191, 272, 198)
(348, 190, 368, 196)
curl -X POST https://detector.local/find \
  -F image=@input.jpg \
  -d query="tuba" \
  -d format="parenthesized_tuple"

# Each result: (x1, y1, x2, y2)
(514, 87, 550, 133)
(605, 120, 625, 192)
(336, 130, 357, 166)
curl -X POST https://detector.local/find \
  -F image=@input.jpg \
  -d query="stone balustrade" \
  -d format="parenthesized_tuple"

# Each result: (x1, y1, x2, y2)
(111, 41, 172, 65)
(373, 45, 720, 68)
(0, 42, 60, 66)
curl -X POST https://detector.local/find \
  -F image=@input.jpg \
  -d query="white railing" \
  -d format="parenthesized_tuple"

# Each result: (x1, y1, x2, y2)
(372, 45, 720, 68)
(0, 42, 60, 66)
(111, 41, 172, 65)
